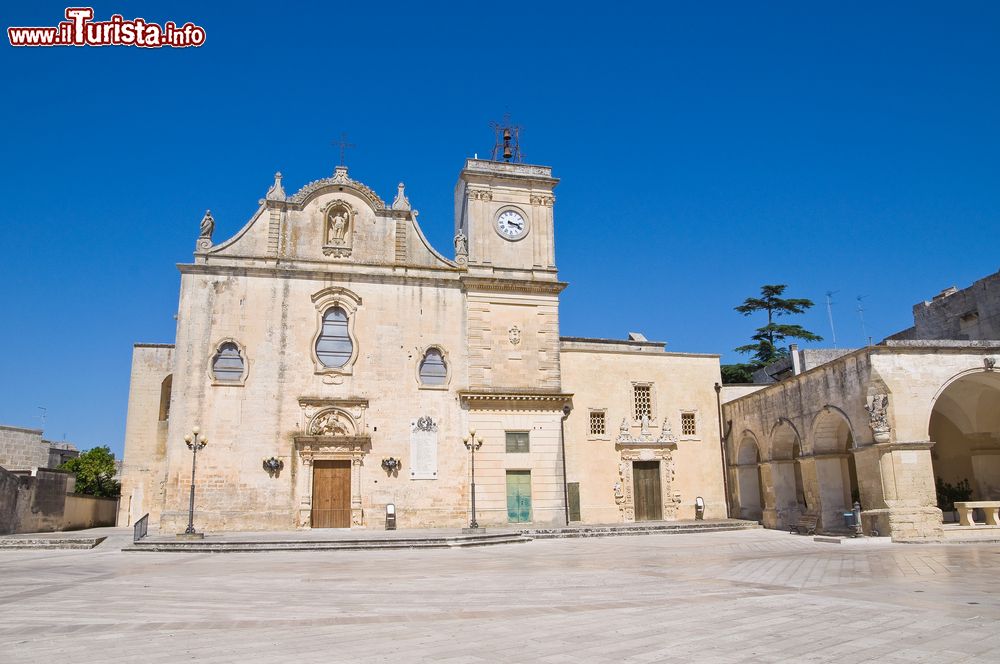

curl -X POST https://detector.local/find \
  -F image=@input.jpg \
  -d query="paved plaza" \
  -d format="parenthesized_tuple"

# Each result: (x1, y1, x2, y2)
(1, 529, 999, 663)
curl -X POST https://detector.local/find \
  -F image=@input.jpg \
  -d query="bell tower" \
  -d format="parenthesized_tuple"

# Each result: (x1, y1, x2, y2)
(454, 124, 559, 280)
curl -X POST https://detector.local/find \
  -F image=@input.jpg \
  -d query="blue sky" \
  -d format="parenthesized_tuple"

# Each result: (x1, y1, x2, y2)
(1, 2, 998, 456)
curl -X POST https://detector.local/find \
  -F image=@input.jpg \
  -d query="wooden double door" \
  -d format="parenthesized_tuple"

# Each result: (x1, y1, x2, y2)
(312, 460, 351, 528)
(633, 461, 663, 522)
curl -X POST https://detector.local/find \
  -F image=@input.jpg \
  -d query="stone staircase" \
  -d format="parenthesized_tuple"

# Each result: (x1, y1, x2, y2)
(524, 518, 761, 539)
(0, 536, 107, 550)
(125, 531, 530, 553)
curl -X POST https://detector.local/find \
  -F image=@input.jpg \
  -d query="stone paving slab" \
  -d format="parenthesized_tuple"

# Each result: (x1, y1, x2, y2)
(0, 529, 998, 662)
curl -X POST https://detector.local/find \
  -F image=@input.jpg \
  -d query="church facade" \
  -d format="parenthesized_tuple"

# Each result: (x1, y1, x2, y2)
(118, 157, 727, 533)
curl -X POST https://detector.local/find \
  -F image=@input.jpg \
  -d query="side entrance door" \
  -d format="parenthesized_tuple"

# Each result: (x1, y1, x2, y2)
(312, 460, 351, 528)
(633, 461, 663, 521)
(506, 470, 532, 523)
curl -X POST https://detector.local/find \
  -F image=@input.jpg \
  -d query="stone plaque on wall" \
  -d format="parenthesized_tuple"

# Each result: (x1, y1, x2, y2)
(410, 416, 438, 480)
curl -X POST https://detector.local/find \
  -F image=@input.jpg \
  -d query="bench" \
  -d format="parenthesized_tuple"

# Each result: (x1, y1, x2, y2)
(954, 501, 1000, 527)
(790, 513, 818, 535)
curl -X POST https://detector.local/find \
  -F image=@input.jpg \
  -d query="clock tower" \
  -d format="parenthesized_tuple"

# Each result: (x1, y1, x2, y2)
(454, 158, 559, 280)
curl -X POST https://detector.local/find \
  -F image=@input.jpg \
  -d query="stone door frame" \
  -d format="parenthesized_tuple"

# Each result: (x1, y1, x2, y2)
(615, 445, 679, 523)
(294, 435, 370, 528)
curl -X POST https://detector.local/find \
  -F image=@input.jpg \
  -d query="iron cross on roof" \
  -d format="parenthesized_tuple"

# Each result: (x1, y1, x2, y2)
(332, 132, 356, 166)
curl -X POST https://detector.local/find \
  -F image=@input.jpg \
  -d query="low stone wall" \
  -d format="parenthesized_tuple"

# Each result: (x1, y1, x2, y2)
(63, 493, 119, 530)
(0, 467, 118, 534)
(0, 466, 19, 534)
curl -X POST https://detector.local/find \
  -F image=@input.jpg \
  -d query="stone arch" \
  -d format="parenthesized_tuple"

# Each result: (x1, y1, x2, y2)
(768, 419, 806, 528)
(928, 369, 1000, 511)
(735, 432, 763, 521)
(810, 407, 860, 530)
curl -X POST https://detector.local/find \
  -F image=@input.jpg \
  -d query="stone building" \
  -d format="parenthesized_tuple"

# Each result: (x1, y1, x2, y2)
(889, 269, 1000, 342)
(722, 273, 1000, 541)
(119, 157, 727, 532)
(0, 424, 78, 472)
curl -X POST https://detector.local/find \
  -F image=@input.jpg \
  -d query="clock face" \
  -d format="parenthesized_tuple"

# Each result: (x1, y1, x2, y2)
(496, 210, 527, 240)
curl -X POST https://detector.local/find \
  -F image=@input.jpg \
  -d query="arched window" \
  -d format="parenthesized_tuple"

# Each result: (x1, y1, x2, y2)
(212, 342, 245, 383)
(316, 307, 353, 368)
(158, 375, 173, 421)
(418, 348, 448, 385)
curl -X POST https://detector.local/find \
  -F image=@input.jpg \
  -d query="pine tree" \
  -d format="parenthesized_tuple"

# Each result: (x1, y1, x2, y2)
(733, 284, 822, 366)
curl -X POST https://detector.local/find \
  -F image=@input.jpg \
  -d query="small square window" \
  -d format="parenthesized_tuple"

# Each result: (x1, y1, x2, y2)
(589, 410, 606, 436)
(681, 412, 697, 437)
(633, 384, 652, 421)
(505, 431, 530, 453)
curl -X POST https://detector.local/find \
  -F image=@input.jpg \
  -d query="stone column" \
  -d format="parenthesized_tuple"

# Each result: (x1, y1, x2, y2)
(351, 457, 364, 527)
(874, 441, 943, 541)
(758, 463, 779, 529)
(298, 457, 313, 528)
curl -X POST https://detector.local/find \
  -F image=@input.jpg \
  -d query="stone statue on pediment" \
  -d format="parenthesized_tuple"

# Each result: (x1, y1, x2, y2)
(199, 210, 214, 240)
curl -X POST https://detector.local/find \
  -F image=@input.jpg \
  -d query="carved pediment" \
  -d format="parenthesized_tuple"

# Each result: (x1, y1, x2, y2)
(299, 398, 368, 436)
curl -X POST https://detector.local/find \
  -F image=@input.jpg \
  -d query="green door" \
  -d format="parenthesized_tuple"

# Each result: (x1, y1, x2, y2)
(568, 482, 581, 522)
(506, 471, 532, 523)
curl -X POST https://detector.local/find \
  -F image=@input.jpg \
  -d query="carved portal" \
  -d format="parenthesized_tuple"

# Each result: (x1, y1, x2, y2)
(295, 398, 369, 528)
(615, 422, 680, 522)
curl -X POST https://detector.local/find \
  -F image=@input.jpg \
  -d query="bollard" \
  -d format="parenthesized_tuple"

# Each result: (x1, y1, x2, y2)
(852, 501, 862, 537)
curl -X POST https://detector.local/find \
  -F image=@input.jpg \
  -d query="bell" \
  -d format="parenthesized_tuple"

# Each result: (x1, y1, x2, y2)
(504, 145, 512, 160)
(503, 128, 511, 141)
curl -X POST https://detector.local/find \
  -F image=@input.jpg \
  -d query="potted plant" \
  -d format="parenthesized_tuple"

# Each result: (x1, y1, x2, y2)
(935, 477, 972, 523)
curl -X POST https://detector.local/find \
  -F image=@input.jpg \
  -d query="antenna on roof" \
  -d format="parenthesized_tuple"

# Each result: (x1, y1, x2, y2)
(856, 295, 869, 346)
(37, 406, 47, 432)
(825, 291, 838, 349)
(489, 114, 523, 163)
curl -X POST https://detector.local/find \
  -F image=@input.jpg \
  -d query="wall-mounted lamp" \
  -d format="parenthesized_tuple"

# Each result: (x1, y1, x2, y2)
(263, 457, 283, 476)
(381, 457, 401, 474)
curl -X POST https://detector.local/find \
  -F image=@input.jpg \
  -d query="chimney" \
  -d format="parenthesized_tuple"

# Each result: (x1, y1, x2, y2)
(790, 344, 801, 375)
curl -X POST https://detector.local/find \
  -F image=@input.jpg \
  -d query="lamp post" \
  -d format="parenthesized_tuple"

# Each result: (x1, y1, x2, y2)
(463, 428, 484, 531)
(181, 427, 207, 537)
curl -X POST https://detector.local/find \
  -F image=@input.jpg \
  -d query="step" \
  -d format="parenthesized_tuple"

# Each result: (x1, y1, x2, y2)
(525, 520, 761, 539)
(0, 536, 106, 550)
(125, 534, 531, 553)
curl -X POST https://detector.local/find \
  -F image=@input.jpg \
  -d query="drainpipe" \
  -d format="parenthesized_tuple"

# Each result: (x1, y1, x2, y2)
(714, 382, 732, 519)
(560, 404, 572, 526)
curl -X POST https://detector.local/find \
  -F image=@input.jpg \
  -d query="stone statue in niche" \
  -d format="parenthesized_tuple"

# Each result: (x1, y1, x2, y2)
(328, 210, 348, 244)
(454, 231, 468, 256)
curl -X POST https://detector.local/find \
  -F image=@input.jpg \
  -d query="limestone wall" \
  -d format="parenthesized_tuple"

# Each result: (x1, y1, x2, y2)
(0, 425, 48, 471)
(561, 341, 727, 524)
(0, 466, 18, 534)
(117, 344, 174, 527)
(891, 269, 1000, 341)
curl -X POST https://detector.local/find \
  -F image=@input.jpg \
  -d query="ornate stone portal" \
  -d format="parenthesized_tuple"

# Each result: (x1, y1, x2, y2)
(614, 415, 681, 522)
(294, 398, 370, 527)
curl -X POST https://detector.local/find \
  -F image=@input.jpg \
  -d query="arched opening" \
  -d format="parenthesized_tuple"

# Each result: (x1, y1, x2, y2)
(735, 434, 763, 521)
(770, 420, 805, 528)
(812, 408, 859, 531)
(158, 374, 172, 422)
(316, 307, 353, 369)
(929, 371, 1000, 520)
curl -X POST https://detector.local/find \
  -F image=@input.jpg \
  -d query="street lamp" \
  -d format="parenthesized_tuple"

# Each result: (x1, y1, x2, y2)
(181, 427, 207, 537)
(463, 428, 484, 532)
